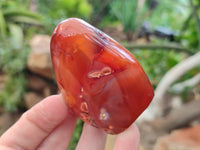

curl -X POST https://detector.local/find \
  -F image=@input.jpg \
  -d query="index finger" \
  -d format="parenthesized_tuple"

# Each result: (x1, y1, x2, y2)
(0, 95, 74, 150)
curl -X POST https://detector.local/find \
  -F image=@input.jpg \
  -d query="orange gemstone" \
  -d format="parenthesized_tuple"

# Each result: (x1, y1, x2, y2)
(50, 18, 154, 134)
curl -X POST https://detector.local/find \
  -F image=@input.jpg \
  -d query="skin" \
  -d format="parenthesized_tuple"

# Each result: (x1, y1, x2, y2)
(0, 95, 140, 150)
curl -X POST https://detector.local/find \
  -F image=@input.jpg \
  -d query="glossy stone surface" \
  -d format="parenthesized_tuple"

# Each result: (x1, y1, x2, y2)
(50, 18, 154, 134)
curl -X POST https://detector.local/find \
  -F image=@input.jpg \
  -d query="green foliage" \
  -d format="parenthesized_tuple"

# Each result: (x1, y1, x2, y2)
(88, 0, 113, 25)
(133, 49, 183, 87)
(38, 0, 92, 34)
(145, 0, 200, 50)
(130, 0, 200, 87)
(67, 119, 83, 150)
(8, 23, 24, 49)
(0, 43, 29, 112)
(111, 0, 138, 32)
(0, 0, 42, 44)
(0, 9, 6, 39)
(56, 0, 92, 17)
(180, 0, 200, 50)
(181, 18, 199, 49)
(0, 74, 27, 112)
(0, 0, 40, 111)
(146, 0, 189, 29)
(0, 45, 29, 75)
(110, 0, 147, 40)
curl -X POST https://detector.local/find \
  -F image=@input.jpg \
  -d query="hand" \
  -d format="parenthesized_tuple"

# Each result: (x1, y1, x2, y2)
(0, 95, 140, 150)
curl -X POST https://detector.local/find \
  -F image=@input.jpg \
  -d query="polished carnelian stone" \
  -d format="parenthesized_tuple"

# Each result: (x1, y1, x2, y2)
(50, 18, 154, 134)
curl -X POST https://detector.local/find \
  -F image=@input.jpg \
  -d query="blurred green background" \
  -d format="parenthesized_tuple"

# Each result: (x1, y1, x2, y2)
(0, 0, 200, 149)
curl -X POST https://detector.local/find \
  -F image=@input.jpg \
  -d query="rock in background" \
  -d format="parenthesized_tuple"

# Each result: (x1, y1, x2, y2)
(25, 34, 58, 109)
(154, 125, 200, 150)
(28, 34, 54, 79)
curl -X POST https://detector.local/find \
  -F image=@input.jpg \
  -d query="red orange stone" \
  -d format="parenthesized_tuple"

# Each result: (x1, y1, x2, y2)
(50, 18, 154, 134)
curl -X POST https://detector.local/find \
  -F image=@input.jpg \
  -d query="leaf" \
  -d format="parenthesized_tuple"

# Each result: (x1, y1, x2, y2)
(0, 9, 7, 40)
(9, 16, 43, 25)
(8, 23, 23, 49)
(0, 74, 27, 112)
(3, 9, 42, 21)
(110, 0, 139, 32)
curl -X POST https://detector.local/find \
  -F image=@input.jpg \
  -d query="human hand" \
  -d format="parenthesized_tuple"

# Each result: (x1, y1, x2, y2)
(0, 95, 140, 150)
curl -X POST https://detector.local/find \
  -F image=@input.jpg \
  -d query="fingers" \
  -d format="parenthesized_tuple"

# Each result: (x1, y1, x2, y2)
(37, 113, 77, 150)
(113, 124, 140, 150)
(76, 123, 107, 150)
(0, 95, 72, 150)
